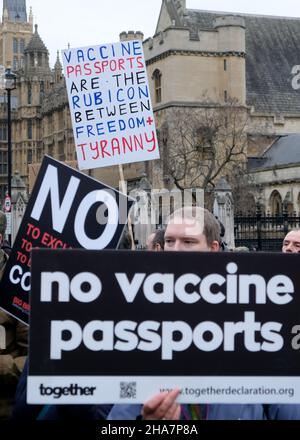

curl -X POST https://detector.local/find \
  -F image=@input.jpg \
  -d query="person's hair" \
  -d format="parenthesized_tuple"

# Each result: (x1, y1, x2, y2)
(285, 229, 300, 237)
(217, 218, 225, 238)
(153, 228, 165, 250)
(167, 206, 221, 246)
(233, 246, 249, 252)
(118, 228, 133, 249)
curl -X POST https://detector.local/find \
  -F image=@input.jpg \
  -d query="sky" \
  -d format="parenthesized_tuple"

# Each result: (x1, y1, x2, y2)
(10, 0, 300, 68)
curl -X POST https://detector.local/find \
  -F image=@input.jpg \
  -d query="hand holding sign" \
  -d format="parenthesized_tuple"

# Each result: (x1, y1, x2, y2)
(142, 389, 181, 420)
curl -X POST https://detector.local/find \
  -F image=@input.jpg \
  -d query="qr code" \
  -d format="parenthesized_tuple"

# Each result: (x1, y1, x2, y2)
(120, 381, 137, 399)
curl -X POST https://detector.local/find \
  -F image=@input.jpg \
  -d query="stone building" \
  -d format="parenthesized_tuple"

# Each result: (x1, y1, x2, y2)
(0, 0, 33, 69)
(1, 0, 300, 211)
(0, 0, 33, 201)
(143, 0, 300, 194)
(249, 134, 300, 215)
(0, 1, 145, 202)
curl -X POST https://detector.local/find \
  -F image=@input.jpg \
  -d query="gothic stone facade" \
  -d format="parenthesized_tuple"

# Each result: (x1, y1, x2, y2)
(144, 1, 300, 195)
(1, 0, 300, 206)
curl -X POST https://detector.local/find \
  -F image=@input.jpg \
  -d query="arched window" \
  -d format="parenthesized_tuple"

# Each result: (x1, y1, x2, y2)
(39, 81, 45, 104)
(152, 69, 162, 103)
(13, 38, 18, 53)
(297, 192, 300, 215)
(28, 83, 32, 104)
(27, 119, 32, 139)
(20, 39, 25, 53)
(13, 56, 18, 70)
(283, 191, 294, 215)
(27, 149, 32, 164)
(269, 190, 282, 215)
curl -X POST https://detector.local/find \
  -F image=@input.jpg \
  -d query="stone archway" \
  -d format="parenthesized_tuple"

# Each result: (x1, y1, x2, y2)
(297, 192, 300, 215)
(269, 190, 282, 215)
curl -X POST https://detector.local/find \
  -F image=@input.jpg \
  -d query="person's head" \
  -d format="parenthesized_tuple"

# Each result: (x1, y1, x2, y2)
(233, 246, 249, 252)
(146, 229, 165, 251)
(282, 230, 300, 253)
(0, 210, 6, 244)
(217, 218, 225, 238)
(164, 206, 220, 252)
(118, 228, 133, 249)
(152, 228, 165, 251)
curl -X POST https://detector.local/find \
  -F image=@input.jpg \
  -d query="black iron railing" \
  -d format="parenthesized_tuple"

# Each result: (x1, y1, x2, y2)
(234, 209, 300, 251)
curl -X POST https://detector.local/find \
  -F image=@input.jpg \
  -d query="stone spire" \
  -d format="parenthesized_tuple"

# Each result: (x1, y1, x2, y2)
(3, 6, 9, 21)
(54, 50, 63, 83)
(24, 24, 50, 73)
(172, 0, 186, 16)
(29, 6, 33, 25)
(25, 24, 48, 53)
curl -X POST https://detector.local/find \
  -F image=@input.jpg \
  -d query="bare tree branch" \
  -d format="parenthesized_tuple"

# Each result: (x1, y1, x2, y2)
(165, 100, 251, 194)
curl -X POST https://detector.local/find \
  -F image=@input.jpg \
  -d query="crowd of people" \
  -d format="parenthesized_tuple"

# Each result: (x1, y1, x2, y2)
(1, 207, 300, 420)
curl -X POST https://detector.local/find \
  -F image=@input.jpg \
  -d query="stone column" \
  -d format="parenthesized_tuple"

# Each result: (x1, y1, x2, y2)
(11, 171, 28, 244)
(129, 175, 152, 248)
(213, 177, 235, 249)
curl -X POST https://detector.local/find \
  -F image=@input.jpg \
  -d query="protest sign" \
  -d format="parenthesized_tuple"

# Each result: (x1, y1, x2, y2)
(0, 156, 133, 325)
(28, 249, 300, 404)
(62, 40, 159, 170)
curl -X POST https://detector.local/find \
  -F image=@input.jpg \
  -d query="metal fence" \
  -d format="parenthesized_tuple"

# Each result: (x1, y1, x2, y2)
(234, 211, 300, 251)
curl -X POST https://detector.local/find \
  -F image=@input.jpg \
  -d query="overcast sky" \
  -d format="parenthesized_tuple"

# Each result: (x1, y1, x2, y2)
(17, 0, 300, 67)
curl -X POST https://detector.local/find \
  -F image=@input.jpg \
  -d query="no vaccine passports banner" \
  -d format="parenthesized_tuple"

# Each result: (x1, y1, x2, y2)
(0, 156, 133, 325)
(28, 250, 300, 404)
(62, 40, 160, 170)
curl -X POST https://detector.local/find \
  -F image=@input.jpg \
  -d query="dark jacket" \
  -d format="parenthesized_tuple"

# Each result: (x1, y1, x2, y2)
(107, 402, 300, 420)
(0, 249, 28, 420)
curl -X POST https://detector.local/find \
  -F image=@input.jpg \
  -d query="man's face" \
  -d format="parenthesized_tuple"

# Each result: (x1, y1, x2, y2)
(282, 230, 300, 253)
(164, 218, 219, 252)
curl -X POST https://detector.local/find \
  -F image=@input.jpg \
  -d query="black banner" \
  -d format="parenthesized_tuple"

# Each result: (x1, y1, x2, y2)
(0, 156, 133, 324)
(28, 250, 300, 404)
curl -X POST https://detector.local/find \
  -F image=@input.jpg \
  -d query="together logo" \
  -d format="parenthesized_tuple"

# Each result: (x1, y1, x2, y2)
(39, 383, 96, 399)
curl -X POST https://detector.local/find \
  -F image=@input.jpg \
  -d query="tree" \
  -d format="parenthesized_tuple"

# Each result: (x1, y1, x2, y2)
(226, 164, 257, 214)
(164, 100, 249, 196)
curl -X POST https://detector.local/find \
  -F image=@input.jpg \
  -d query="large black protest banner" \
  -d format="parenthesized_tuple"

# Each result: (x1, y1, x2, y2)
(28, 249, 300, 404)
(0, 156, 133, 324)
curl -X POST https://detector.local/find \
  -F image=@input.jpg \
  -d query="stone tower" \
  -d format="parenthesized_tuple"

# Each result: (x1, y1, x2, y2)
(13, 24, 54, 183)
(3, 0, 27, 21)
(23, 24, 51, 75)
(54, 51, 63, 83)
(0, 0, 33, 68)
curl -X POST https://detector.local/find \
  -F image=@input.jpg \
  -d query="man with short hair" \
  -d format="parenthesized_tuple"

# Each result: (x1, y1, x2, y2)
(108, 206, 300, 420)
(282, 229, 300, 253)
(164, 207, 220, 252)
